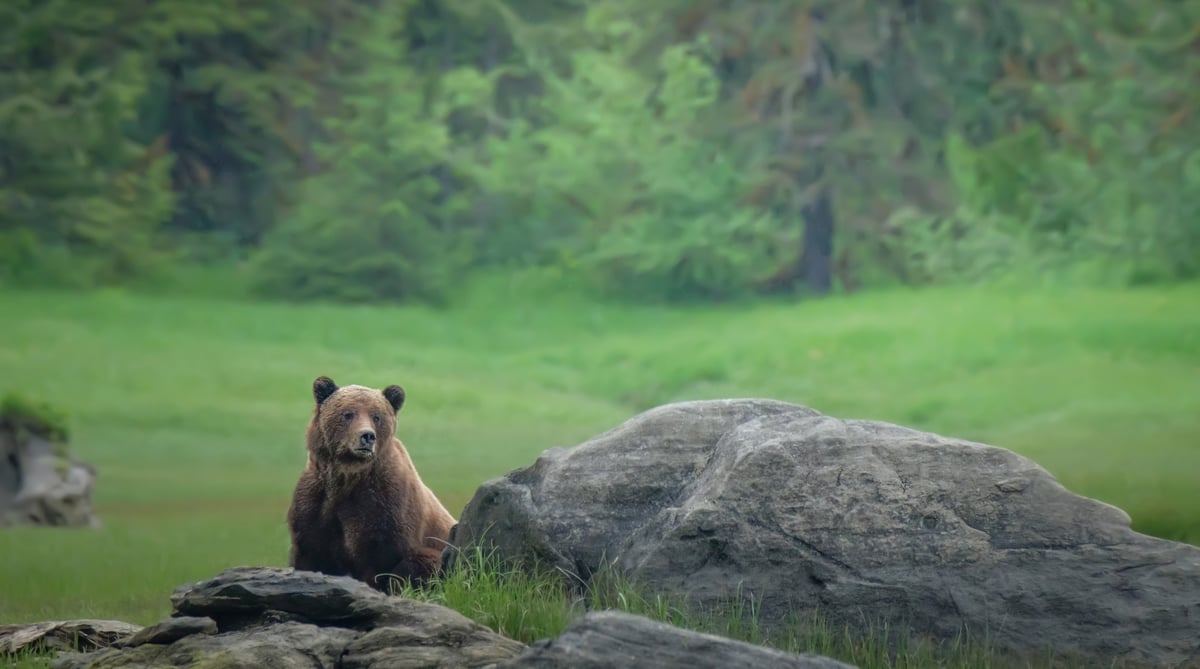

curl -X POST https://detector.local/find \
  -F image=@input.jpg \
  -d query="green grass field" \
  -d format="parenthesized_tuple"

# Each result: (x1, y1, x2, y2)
(1, 275, 1198, 630)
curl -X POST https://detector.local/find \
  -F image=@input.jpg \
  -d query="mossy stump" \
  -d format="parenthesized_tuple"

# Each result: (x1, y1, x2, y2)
(0, 393, 98, 528)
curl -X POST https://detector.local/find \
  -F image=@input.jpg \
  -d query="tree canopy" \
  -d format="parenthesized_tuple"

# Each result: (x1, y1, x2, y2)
(2, 0, 1196, 301)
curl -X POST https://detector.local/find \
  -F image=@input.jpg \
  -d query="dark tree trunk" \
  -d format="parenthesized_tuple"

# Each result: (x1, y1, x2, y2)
(798, 10, 835, 296)
(800, 184, 834, 294)
(758, 183, 836, 296)
(760, 9, 837, 297)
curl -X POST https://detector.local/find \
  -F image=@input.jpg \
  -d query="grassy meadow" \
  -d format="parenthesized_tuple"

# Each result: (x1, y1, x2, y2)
(1, 274, 1198, 638)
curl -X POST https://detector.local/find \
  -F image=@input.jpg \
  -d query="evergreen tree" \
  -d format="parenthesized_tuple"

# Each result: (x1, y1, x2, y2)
(250, 0, 489, 303)
(0, 1, 174, 286)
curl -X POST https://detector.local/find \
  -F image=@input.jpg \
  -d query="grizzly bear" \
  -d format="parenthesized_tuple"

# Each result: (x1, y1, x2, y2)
(286, 376, 456, 591)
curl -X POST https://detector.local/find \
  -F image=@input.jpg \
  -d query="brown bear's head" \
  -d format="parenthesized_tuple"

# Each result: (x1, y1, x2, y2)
(309, 376, 406, 466)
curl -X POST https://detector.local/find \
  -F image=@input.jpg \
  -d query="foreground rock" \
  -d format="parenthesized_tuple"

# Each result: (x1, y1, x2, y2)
(0, 395, 99, 528)
(0, 620, 140, 656)
(49, 567, 854, 669)
(449, 399, 1200, 667)
(495, 610, 854, 669)
(51, 567, 525, 668)
(113, 616, 216, 648)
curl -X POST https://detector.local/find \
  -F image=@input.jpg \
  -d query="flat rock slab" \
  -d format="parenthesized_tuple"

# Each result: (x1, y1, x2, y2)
(114, 616, 217, 648)
(169, 565, 387, 625)
(0, 620, 141, 656)
(449, 399, 1200, 667)
(494, 610, 857, 669)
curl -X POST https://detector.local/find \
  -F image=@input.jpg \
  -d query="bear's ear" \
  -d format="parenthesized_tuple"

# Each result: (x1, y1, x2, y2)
(313, 376, 339, 405)
(383, 385, 405, 413)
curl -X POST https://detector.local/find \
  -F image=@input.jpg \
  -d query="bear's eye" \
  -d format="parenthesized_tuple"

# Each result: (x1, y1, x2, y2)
(371, 414, 381, 425)
(342, 411, 354, 422)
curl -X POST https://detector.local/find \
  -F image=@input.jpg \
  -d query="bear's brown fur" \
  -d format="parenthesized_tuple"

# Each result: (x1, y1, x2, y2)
(286, 376, 456, 591)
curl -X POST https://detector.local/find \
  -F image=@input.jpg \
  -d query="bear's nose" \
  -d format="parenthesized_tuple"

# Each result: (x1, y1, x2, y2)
(358, 430, 376, 450)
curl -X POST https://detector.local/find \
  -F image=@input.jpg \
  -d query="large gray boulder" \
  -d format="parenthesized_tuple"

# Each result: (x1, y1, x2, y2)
(51, 567, 525, 669)
(448, 399, 1200, 667)
(494, 610, 854, 669)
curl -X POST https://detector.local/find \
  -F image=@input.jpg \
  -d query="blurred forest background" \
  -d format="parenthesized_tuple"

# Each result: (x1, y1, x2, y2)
(4, 0, 1198, 303)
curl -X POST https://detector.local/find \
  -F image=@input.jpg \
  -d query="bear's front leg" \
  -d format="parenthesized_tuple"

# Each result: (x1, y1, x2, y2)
(289, 531, 323, 573)
(373, 547, 444, 592)
(349, 543, 432, 592)
(289, 543, 311, 571)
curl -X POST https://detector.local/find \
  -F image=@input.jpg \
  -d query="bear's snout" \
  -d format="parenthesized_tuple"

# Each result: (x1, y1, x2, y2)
(357, 429, 376, 452)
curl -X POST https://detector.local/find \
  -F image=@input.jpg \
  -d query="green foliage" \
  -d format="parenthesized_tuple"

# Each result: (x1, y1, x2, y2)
(394, 543, 577, 643)
(134, 0, 320, 252)
(2, 0, 1198, 298)
(0, 1, 175, 287)
(0, 392, 70, 444)
(249, 179, 463, 304)
(877, 0, 1200, 288)
(249, 1, 481, 304)
(481, 6, 789, 300)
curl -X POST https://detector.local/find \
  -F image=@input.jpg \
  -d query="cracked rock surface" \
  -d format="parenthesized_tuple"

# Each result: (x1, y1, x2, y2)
(448, 399, 1200, 667)
(50, 567, 525, 669)
(494, 610, 855, 669)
